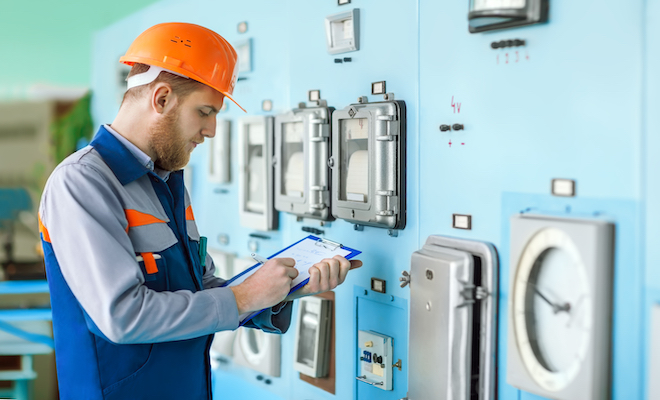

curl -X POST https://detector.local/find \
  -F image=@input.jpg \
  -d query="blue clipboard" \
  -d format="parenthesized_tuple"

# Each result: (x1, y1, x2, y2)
(223, 235, 361, 325)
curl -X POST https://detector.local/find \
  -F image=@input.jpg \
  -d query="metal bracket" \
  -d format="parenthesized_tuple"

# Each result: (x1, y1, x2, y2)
(456, 279, 489, 308)
(392, 359, 402, 371)
(356, 375, 384, 386)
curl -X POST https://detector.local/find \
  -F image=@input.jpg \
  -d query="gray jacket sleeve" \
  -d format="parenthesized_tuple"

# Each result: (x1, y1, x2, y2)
(41, 163, 240, 344)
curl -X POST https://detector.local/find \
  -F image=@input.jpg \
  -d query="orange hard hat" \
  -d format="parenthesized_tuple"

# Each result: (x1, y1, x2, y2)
(120, 22, 245, 112)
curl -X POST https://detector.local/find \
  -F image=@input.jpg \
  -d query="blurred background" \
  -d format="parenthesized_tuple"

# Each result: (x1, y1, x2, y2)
(0, 2, 159, 398)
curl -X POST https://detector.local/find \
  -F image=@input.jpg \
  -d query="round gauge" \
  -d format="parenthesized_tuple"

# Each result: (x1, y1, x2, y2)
(511, 227, 592, 391)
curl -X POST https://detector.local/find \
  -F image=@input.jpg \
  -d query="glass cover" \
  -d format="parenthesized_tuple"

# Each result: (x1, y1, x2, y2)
(281, 121, 304, 197)
(297, 301, 320, 367)
(246, 123, 265, 213)
(471, 0, 526, 11)
(339, 118, 369, 202)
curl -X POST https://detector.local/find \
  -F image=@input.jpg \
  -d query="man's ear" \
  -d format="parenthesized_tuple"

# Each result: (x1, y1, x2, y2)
(151, 83, 176, 114)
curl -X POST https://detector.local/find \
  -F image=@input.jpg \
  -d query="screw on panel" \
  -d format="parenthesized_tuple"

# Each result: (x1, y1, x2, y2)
(425, 269, 434, 280)
(327, 157, 335, 168)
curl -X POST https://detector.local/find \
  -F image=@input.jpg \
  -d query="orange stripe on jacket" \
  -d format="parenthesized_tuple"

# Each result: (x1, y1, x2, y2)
(125, 210, 166, 231)
(141, 252, 158, 274)
(185, 205, 195, 221)
(38, 215, 51, 243)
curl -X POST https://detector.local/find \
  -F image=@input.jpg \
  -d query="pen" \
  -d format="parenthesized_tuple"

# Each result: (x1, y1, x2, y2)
(251, 253, 268, 265)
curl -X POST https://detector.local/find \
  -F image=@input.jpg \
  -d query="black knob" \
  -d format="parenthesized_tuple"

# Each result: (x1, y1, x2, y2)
(452, 124, 464, 131)
(439, 124, 451, 132)
(514, 39, 526, 47)
(490, 41, 499, 49)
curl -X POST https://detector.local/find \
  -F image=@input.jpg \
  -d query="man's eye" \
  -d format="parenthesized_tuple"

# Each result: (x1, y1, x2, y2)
(199, 110, 210, 117)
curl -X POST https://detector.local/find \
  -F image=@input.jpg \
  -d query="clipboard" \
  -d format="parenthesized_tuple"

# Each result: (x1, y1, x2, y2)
(223, 235, 361, 325)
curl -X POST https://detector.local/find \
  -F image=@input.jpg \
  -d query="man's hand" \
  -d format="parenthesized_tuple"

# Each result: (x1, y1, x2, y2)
(286, 255, 362, 301)
(230, 258, 298, 314)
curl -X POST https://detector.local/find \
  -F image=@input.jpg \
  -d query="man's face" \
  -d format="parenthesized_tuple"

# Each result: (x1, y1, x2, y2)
(149, 85, 224, 171)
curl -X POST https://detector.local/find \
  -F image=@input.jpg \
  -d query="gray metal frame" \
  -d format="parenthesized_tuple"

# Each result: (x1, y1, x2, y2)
(330, 99, 406, 229)
(274, 106, 334, 220)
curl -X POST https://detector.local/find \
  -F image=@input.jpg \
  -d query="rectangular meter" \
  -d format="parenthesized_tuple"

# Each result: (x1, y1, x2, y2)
(331, 100, 406, 230)
(208, 119, 231, 184)
(468, 0, 548, 33)
(274, 105, 334, 220)
(238, 116, 278, 231)
(293, 296, 332, 378)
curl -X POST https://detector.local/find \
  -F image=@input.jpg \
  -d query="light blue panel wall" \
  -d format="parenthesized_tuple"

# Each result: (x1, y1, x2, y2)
(418, 1, 646, 400)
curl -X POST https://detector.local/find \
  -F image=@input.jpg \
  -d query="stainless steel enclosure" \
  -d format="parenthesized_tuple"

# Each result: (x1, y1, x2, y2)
(330, 99, 406, 230)
(407, 235, 498, 400)
(274, 105, 334, 220)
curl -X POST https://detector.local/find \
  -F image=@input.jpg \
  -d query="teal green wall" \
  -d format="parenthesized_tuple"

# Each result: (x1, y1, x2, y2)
(0, 0, 161, 98)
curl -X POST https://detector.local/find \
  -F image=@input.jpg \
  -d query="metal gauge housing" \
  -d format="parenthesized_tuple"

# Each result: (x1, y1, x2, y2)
(330, 99, 406, 230)
(468, 0, 548, 33)
(238, 116, 278, 231)
(274, 105, 335, 220)
(507, 214, 614, 399)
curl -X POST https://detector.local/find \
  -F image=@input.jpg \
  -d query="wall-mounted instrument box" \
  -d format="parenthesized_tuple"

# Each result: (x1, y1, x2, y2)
(330, 98, 406, 230)
(274, 103, 334, 220)
(238, 116, 278, 231)
(468, 0, 549, 33)
(208, 119, 231, 184)
(406, 235, 498, 400)
(293, 296, 332, 378)
(507, 214, 614, 399)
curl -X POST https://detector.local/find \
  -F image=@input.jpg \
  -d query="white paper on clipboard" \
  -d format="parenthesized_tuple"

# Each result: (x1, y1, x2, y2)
(225, 236, 360, 324)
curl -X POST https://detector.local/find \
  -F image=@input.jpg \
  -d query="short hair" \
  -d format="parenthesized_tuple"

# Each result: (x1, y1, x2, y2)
(121, 63, 204, 105)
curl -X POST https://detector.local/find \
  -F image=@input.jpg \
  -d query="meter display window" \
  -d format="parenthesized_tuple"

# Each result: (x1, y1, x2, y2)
(246, 123, 265, 214)
(339, 118, 369, 203)
(468, 0, 547, 32)
(472, 0, 525, 11)
(281, 121, 304, 198)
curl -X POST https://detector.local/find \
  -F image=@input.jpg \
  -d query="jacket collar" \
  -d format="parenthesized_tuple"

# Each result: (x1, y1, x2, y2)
(90, 125, 151, 185)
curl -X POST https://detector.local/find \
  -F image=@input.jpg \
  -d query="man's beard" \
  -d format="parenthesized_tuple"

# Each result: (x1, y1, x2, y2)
(149, 107, 191, 171)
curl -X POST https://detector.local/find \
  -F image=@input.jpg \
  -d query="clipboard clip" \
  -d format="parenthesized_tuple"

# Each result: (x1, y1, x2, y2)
(315, 238, 342, 251)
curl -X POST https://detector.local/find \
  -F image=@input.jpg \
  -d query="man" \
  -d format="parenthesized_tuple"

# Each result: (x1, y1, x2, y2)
(38, 22, 361, 400)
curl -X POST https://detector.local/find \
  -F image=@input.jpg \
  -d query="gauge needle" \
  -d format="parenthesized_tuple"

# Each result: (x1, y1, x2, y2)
(533, 286, 571, 314)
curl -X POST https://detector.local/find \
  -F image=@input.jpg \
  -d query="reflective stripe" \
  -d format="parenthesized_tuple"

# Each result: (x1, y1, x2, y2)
(141, 252, 158, 274)
(185, 205, 195, 221)
(125, 209, 166, 229)
(38, 215, 51, 243)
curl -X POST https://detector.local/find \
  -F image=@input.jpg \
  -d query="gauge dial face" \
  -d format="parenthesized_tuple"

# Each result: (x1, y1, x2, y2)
(512, 228, 592, 392)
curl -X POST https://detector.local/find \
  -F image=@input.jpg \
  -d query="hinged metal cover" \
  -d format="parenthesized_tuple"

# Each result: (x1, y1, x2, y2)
(331, 99, 406, 229)
(274, 106, 334, 220)
(408, 235, 498, 400)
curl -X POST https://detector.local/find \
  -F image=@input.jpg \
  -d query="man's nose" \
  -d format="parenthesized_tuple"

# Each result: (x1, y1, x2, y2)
(202, 119, 217, 138)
